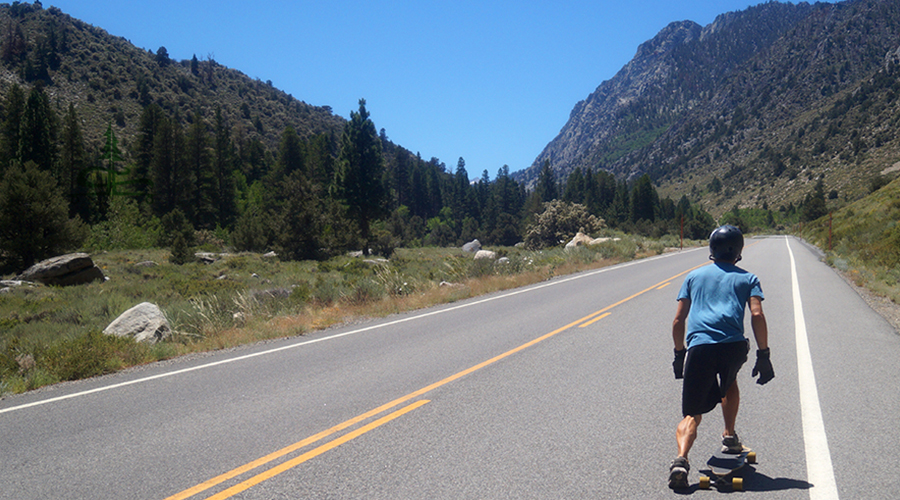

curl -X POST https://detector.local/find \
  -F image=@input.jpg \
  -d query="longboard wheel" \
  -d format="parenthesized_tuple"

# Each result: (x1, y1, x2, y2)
(699, 476, 710, 489)
(732, 477, 743, 490)
(747, 451, 757, 464)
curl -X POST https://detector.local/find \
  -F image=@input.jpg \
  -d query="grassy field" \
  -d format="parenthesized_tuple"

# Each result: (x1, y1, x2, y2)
(802, 176, 900, 306)
(0, 232, 692, 395)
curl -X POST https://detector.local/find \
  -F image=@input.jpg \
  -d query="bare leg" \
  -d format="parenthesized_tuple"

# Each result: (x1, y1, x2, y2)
(721, 381, 740, 436)
(676, 414, 702, 458)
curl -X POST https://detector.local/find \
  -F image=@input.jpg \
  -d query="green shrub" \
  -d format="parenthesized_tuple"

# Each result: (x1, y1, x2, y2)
(43, 330, 147, 381)
(524, 200, 605, 250)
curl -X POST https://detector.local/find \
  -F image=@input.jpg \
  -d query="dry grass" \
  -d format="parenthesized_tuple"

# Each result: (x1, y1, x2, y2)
(1, 234, 697, 395)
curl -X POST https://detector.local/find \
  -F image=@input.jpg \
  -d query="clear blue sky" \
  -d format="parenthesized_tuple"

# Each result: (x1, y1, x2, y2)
(47, 0, 828, 179)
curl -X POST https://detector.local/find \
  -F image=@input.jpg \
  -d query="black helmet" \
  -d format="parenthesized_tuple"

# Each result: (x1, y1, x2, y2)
(709, 225, 743, 262)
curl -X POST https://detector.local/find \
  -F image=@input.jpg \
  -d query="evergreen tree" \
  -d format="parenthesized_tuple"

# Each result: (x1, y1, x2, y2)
(563, 167, 585, 204)
(212, 107, 237, 227)
(1, 19, 26, 65)
(391, 147, 411, 209)
(134, 104, 164, 202)
(630, 174, 657, 223)
(150, 116, 189, 217)
(801, 178, 828, 222)
(275, 170, 322, 260)
(334, 99, 388, 254)
(0, 161, 83, 271)
(275, 125, 305, 180)
(535, 160, 558, 203)
(306, 133, 334, 187)
(18, 83, 57, 174)
(0, 83, 25, 168)
(487, 165, 524, 245)
(185, 109, 215, 228)
(58, 103, 85, 211)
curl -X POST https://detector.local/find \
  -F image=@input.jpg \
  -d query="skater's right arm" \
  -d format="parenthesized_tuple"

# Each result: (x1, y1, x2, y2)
(672, 298, 690, 351)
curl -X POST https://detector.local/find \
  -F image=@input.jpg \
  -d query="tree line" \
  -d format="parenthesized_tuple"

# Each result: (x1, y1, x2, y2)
(0, 82, 719, 273)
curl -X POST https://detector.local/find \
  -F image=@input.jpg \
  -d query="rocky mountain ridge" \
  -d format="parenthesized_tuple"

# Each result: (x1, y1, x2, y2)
(519, 0, 900, 216)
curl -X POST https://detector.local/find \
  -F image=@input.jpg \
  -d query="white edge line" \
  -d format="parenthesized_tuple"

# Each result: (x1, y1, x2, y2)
(786, 237, 839, 500)
(1, 247, 702, 415)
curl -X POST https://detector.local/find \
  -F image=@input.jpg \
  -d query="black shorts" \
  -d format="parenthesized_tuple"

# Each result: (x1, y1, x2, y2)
(682, 340, 749, 417)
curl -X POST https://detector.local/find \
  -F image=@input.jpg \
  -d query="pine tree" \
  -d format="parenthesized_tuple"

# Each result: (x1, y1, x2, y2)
(535, 160, 558, 203)
(0, 83, 24, 169)
(334, 99, 387, 254)
(275, 170, 322, 260)
(212, 107, 237, 227)
(185, 109, 215, 228)
(134, 104, 165, 202)
(801, 178, 828, 222)
(150, 116, 189, 217)
(18, 83, 57, 174)
(0, 161, 83, 271)
(630, 174, 657, 223)
(59, 103, 85, 215)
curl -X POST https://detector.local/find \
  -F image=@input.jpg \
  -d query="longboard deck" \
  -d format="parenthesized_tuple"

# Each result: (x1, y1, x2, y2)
(700, 447, 755, 490)
(707, 447, 753, 475)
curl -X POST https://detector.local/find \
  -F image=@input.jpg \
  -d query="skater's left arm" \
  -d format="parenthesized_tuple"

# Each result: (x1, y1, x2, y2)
(672, 298, 690, 351)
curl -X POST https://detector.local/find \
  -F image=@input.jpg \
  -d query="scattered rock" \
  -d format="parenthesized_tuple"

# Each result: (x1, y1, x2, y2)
(565, 233, 621, 250)
(103, 302, 172, 343)
(462, 239, 482, 253)
(195, 252, 220, 264)
(15, 353, 35, 373)
(474, 250, 497, 260)
(16, 253, 105, 286)
(0, 280, 32, 288)
(565, 232, 594, 250)
(498, 257, 510, 265)
(262, 251, 278, 259)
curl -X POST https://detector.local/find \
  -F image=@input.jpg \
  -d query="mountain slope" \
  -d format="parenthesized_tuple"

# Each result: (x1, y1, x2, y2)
(0, 3, 344, 160)
(520, 0, 900, 216)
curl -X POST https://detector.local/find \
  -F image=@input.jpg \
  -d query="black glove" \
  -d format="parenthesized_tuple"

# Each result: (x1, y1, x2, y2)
(752, 348, 774, 385)
(673, 348, 686, 379)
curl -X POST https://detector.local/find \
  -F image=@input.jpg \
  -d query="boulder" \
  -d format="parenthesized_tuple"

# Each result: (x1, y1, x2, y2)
(474, 250, 497, 260)
(462, 239, 482, 253)
(16, 253, 105, 286)
(565, 232, 594, 250)
(103, 302, 172, 343)
(564, 233, 621, 250)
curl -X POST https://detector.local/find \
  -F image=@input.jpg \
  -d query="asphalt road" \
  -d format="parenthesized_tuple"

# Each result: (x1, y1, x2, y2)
(1, 236, 898, 499)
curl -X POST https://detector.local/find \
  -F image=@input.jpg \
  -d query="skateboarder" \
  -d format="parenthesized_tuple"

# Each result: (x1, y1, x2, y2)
(668, 225, 774, 489)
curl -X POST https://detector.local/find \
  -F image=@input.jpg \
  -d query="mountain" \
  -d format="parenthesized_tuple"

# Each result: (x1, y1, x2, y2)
(0, 2, 345, 160)
(519, 0, 900, 216)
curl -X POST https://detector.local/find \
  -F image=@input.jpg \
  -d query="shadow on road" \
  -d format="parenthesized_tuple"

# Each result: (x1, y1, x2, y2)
(673, 466, 813, 494)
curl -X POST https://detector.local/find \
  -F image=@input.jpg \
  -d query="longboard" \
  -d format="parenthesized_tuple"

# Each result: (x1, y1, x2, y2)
(699, 447, 756, 490)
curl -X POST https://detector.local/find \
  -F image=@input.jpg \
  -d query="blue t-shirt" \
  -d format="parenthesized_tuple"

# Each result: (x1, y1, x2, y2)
(677, 262, 764, 349)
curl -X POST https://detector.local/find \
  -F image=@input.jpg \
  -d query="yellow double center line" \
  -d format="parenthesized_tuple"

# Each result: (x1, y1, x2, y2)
(166, 263, 705, 500)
